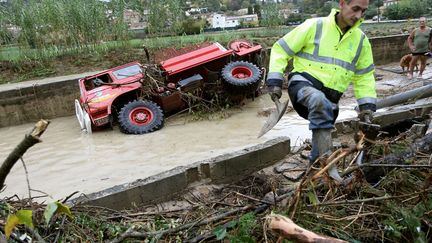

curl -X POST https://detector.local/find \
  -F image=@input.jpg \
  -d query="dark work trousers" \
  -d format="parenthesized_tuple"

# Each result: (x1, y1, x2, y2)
(287, 74, 339, 162)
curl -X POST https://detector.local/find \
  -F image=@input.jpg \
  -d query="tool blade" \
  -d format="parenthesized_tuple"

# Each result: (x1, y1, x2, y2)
(257, 99, 289, 138)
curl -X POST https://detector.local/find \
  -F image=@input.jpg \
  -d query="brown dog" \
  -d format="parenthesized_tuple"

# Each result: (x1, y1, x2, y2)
(400, 54, 418, 73)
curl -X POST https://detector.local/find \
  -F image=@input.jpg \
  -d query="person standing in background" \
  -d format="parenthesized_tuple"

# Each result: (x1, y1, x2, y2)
(407, 17, 431, 79)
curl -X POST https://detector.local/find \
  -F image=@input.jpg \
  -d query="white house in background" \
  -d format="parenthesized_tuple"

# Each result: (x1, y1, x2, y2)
(279, 8, 300, 19)
(237, 8, 249, 15)
(383, 0, 399, 7)
(211, 14, 258, 29)
(124, 9, 147, 29)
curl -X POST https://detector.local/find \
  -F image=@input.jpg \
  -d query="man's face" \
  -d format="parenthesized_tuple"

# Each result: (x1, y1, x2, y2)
(339, 0, 369, 27)
(419, 17, 426, 27)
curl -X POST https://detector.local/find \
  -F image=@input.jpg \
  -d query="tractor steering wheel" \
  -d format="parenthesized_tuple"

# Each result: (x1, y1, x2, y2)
(93, 78, 104, 87)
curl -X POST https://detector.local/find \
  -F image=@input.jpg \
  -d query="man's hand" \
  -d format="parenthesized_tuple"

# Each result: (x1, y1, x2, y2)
(267, 86, 282, 102)
(358, 109, 374, 124)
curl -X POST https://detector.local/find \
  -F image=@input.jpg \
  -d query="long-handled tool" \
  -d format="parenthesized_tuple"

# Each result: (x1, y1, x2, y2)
(257, 98, 289, 138)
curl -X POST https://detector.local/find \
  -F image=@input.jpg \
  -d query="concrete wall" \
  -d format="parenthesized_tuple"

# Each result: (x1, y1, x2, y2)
(0, 35, 410, 128)
(0, 81, 79, 127)
(71, 137, 290, 210)
(0, 72, 98, 128)
(370, 34, 409, 65)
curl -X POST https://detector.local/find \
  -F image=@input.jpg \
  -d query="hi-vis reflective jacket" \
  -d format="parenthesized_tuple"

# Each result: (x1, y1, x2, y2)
(267, 8, 376, 106)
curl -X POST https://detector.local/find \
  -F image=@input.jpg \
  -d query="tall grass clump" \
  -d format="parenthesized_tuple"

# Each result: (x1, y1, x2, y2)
(2, 0, 129, 62)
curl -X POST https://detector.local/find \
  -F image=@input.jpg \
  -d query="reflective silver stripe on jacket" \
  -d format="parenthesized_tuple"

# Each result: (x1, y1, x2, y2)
(355, 64, 374, 75)
(277, 38, 295, 56)
(267, 72, 284, 80)
(313, 19, 323, 56)
(357, 97, 377, 105)
(288, 74, 313, 86)
(278, 18, 373, 74)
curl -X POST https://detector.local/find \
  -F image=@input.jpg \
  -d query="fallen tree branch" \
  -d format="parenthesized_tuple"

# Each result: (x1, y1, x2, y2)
(312, 136, 363, 182)
(312, 148, 354, 181)
(305, 188, 432, 207)
(363, 132, 432, 182)
(360, 163, 432, 168)
(234, 191, 272, 205)
(288, 162, 315, 219)
(0, 119, 50, 189)
(342, 163, 432, 177)
(109, 205, 253, 243)
(265, 214, 347, 242)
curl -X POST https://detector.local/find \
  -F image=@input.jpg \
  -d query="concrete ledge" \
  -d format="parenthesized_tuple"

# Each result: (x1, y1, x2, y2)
(335, 102, 432, 134)
(0, 71, 100, 127)
(71, 136, 290, 210)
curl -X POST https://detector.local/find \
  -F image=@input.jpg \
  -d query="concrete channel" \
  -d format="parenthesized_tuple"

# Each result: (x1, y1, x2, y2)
(71, 137, 290, 210)
(0, 35, 420, 210)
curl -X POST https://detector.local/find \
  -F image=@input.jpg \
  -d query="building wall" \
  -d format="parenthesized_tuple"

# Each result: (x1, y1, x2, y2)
(211, 14, 258, 29)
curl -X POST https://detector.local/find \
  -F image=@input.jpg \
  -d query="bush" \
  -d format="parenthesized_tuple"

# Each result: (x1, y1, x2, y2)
(181, 19, 206, 35)
(384, 0, 429, 19)
(285, 13, 306, 26)
(240, 20, 259, 28)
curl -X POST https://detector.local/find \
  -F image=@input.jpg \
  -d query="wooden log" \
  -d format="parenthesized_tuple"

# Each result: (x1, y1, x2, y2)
(266, 214, 347, 243)
(0, 119, 50, 189)
(363, 132, 432, 182)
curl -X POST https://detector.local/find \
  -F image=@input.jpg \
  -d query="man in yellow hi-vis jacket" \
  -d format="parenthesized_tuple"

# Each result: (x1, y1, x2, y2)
(266, 0, 376, 181)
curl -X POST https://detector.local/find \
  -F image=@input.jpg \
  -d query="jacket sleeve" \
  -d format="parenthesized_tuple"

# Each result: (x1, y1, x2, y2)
(353, 36, 377, 109)
(266, 19, 315, 87)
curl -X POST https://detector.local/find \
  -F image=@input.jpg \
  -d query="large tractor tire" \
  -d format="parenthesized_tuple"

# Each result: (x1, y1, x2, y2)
(118, 99, 164, 134)
(221, 61, 261, 94)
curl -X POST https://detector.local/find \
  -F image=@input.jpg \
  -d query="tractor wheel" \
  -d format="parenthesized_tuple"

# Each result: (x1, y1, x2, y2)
(75, 99, 85, 130)
(118, 100, 164, 134)
(221, 61, 261, 94)
(75, 99, 92, 134)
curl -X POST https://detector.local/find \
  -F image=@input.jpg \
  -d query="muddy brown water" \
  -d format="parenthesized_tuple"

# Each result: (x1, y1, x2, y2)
(0, 95, 360, 202)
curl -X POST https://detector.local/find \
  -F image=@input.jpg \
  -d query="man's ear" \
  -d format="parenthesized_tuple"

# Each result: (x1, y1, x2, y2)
(339, 0, 345, 8)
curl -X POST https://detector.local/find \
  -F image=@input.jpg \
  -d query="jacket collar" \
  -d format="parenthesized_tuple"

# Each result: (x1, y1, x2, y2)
(329, 8, 363, 33)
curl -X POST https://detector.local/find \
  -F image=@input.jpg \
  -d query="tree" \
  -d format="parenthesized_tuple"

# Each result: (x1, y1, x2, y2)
(260, 3, 282, 27)
(300, 0, 327, 14)
(147, 0, 185, 35)
(316, 1, 338, 17)
(181, 17, 206, 34)
(227, 0, 242, 11)
(207, 0, 221, 12)
(364, 0, 383, 20)
(248, 5, 253, 14)
(383, 0, 428, 20)
(253, 4, 261, 19)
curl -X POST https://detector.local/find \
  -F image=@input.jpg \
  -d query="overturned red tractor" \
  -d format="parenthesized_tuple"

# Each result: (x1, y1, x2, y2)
(75, 40, 264, 134)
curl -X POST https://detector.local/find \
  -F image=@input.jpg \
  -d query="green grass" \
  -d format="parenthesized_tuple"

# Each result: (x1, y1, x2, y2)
(0, 45, 21, 61)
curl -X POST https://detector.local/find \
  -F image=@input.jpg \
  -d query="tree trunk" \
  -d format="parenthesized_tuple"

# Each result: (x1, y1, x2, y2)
(266, 214, 347, 243)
